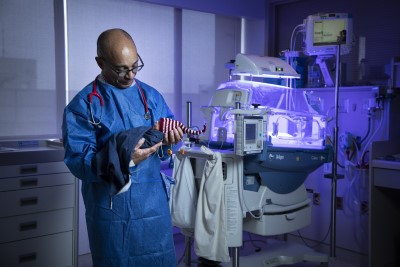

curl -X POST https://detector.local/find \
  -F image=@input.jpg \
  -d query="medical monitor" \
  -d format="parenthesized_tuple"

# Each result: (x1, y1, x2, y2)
(234, 115, 264, 156)
(304, 13, 353, 56)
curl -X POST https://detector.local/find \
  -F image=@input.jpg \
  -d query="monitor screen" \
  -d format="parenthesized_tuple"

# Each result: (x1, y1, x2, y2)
(245, 123, 256, 144)
(313, 18, 347, 46)
(304, 13, 353, 56)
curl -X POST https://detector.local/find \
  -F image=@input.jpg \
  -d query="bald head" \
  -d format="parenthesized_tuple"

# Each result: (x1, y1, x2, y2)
(97, 28, 137, 59)
(96, 29, 140, 89)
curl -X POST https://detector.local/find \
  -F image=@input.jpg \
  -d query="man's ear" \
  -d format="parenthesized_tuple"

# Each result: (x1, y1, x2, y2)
(95, 57, 104, 69)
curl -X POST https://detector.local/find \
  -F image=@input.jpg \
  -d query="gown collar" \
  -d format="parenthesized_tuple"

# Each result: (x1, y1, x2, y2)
(97, 73, 136, 88)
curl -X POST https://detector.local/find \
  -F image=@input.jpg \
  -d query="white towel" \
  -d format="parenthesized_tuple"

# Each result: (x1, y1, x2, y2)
(194, 146, 230, 262)
(170, 154, 198, 228)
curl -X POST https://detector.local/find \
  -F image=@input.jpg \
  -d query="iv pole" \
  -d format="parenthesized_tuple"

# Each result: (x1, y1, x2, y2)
(327, 43, 343, 258)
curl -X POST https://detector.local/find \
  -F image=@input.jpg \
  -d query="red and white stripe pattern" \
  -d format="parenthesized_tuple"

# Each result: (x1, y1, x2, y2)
(158, 118, 206, 135)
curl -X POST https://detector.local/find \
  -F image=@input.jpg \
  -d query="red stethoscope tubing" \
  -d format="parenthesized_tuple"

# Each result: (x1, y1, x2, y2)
(89, 78, 104, 106)
(89, 77, 149, 114)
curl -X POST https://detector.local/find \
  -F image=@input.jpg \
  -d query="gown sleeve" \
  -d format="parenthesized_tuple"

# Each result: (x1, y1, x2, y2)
(62, 92, 102, 183)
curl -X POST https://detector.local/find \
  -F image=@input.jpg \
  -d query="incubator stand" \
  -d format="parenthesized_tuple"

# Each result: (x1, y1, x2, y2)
(176, 80, 332, 266)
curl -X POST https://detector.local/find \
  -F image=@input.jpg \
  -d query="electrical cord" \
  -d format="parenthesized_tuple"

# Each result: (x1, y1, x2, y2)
(244, 232, 266, 252)
(360, 116, 371, 144)
(297, 222, 331, 249)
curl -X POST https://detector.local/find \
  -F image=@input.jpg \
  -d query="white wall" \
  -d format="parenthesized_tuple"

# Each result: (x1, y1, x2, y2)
(67, 0, 176, 98)
(136, 0, 266, 19)
(299, 86, 385, 257)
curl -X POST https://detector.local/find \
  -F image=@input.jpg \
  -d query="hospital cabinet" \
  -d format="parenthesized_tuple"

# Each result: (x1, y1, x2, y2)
(0, 142, 78, 267)
(369, 140, 400, 267)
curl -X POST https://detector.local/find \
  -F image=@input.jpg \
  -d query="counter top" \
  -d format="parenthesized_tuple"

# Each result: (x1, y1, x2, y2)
(372, 159, 400, 190)
(372, 159, 400, 170)
(0, 140, 64, 166)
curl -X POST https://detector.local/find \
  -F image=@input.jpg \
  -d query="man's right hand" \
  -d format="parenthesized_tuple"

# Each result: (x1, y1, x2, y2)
(131, 138, 162, 166)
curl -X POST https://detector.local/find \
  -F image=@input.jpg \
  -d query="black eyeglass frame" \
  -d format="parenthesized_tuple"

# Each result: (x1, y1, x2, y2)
(100, 54, 144, 77)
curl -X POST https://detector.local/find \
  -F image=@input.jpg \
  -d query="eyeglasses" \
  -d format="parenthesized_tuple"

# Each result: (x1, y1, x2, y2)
(100, 54, 144, 77)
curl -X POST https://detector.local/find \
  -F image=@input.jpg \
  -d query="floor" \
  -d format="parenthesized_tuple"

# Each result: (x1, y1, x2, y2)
(78, 231, 367, 267)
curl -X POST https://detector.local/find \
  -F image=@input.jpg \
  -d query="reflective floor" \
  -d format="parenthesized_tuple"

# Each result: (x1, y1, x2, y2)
(78, 232, 367, 267)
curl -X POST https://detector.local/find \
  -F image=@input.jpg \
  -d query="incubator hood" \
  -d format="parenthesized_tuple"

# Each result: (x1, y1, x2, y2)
(201, 80, 327, 150)
(232, 54, 300, 79)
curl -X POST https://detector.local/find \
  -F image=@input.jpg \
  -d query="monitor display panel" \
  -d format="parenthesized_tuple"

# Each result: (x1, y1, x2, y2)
(304, 13, 353, 56)
(313, 18, 347, 46)
(245, 123, 256, 144)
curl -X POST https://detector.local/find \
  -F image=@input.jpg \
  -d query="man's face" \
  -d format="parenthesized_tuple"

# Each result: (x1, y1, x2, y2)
(98, 43, 143, 89)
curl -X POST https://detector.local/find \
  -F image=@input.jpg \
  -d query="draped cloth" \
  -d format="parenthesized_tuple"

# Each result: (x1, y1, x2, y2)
(194, 146, 230, 262)
(170, 154, 198, 228)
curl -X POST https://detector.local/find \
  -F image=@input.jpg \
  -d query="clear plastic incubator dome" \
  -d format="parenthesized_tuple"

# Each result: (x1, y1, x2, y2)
(201, 79, 327, 149)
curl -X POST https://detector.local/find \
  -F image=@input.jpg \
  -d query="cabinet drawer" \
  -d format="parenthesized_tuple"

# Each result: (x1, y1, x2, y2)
(0, 208, 73, 243)
(0, 184, 75, 217)
(0, 231, 73, 267)
(373, 168, 400, 189)
(0, 161, 69, 179)
(0, 172, 75, 192)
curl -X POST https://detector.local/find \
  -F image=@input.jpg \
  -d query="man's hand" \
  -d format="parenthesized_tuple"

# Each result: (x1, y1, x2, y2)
(163, 127, 183, 145)
(153, 120, 183, 145)
(131, 138, 162, 165)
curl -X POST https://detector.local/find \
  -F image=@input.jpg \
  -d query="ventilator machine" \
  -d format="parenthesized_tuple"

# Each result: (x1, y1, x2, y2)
(171, 53, 333, 266)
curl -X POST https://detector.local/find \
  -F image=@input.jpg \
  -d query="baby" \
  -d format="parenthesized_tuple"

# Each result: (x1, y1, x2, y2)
(155, 118, 206, 136)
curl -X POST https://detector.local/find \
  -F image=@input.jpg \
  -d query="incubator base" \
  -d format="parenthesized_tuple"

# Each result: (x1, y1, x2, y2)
(243, 203, 311, 236)
(220, 239, 329, 267)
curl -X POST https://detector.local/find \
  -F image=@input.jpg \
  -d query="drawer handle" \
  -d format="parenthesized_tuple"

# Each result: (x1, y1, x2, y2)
(20, 178, 38, 187)
(20, 197, 38, 206)
(20, 165, 38, 174)
(20, 221, 37, 231)
(285, 212, 297, 220)
(19, 252, 37, 263)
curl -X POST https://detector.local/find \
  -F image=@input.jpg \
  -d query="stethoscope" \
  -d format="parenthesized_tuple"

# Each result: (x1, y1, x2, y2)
(88, 77, 151, 128)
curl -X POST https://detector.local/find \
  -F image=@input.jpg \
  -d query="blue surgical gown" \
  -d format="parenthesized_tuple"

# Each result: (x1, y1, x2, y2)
(62, 77, 177, 267)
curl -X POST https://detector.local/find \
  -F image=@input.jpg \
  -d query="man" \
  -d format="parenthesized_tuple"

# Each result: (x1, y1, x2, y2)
(62, 28, 182, 266)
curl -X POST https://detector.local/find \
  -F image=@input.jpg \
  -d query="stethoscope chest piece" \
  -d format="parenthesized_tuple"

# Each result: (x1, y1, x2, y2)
(144, 112, 151, 120)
